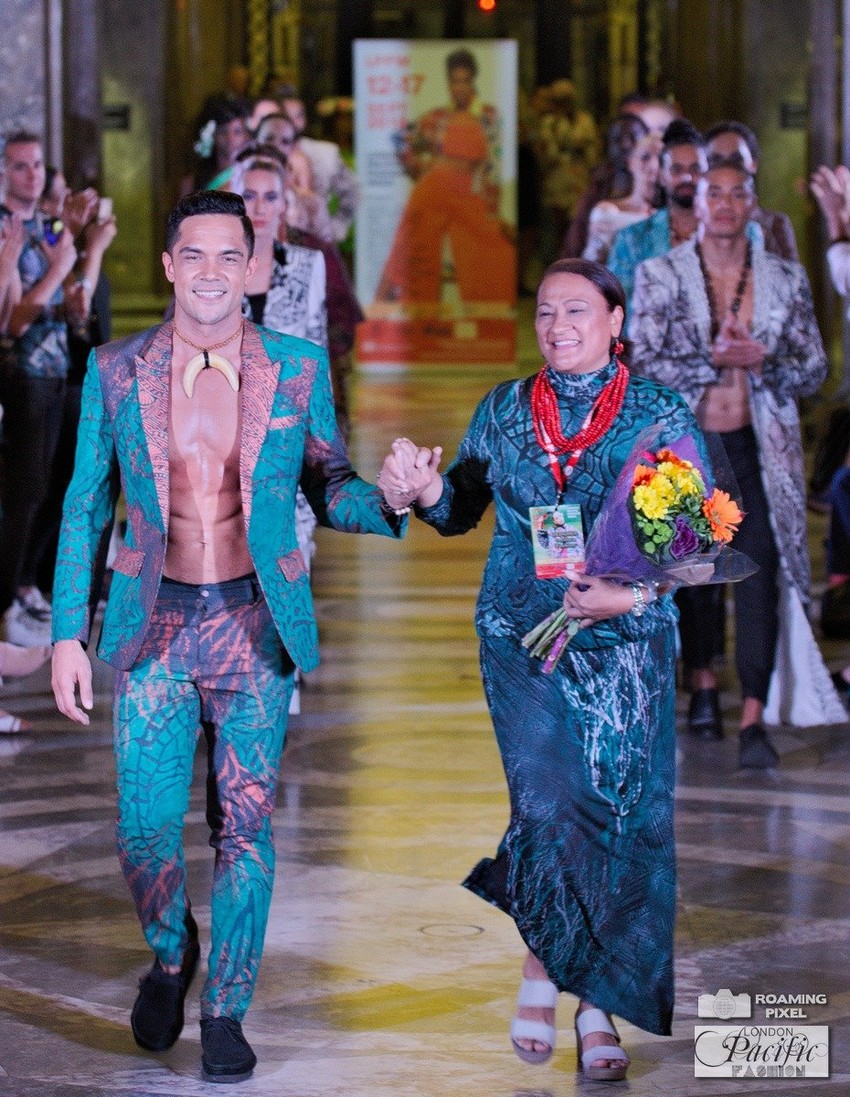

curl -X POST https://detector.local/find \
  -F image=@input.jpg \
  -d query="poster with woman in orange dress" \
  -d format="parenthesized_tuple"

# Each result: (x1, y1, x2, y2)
(355, 40, 517, 364)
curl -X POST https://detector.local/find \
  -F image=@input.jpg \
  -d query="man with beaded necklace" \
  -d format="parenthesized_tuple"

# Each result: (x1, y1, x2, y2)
(630, 161, 845, 767)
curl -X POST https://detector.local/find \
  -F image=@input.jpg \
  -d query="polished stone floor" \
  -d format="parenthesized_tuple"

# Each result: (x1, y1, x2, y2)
(2, 346, 850, 1096)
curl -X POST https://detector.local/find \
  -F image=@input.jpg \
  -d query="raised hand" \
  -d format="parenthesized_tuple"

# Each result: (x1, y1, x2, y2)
(42, 227, 78, 280)
(0, 214, 25, 275)
(811, 164, 850, 241)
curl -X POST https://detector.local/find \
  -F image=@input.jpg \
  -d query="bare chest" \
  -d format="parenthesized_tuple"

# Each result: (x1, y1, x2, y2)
(169, 369, 242, 482)
(703, 266, 755, 331)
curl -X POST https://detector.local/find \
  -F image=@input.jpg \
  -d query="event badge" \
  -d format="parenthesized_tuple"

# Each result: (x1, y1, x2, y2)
(529, 504, 586, 578)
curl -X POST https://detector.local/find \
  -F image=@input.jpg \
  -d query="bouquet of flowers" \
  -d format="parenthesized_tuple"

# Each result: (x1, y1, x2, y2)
(522, 427, 755, 673)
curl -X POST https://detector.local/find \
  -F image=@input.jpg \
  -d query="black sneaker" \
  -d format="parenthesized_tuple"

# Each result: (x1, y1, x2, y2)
(738, 723, 780, 769)
(200, 1017, 257, 1083)
(131, 930, 201, 1051)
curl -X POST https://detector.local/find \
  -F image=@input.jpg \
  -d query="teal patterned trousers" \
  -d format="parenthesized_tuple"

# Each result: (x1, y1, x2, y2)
(113, 574, 295, 1019)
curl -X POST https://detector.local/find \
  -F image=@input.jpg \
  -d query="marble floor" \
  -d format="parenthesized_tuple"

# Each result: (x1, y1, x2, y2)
(2, 346, 850, 1096)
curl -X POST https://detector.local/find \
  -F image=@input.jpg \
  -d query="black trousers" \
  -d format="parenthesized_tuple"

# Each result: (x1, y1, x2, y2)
(0, 373, 66, 613)
(676, 425, 779, 704)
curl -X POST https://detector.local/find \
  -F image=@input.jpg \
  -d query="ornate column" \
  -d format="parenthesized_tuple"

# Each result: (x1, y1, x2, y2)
(63, 0, 101, 187)
(536, 0, 571, 85)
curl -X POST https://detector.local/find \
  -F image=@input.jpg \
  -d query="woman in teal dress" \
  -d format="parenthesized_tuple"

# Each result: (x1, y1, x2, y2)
(379, 259, 706, 1081)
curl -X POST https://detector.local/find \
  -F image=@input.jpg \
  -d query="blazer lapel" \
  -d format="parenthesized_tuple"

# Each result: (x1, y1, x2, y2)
(750, 239, 771, 344)
(135, 322, 173, 532)
(239, 322, 277, 531)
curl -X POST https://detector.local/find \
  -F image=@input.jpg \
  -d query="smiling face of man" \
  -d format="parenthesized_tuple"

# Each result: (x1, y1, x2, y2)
(162, 213, 256, 336)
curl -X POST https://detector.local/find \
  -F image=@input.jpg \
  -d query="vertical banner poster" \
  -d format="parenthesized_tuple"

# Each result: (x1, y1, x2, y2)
(354, 39, 518, 364)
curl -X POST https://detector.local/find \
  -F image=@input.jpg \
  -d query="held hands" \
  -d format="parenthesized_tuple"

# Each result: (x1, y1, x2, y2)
(51, 639, 94, 726)
(378, 437, 443, 511)
(563, 571, 638, 630)
(712, 313, 765, 372)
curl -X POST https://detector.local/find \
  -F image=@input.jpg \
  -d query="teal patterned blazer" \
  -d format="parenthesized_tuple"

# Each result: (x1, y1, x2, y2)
(52, 320, 404, 671)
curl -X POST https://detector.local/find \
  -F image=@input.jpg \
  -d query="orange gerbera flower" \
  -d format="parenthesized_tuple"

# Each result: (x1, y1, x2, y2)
(655, 448, 693, 470)
(633, 463, 656, 487)
(702, 488, 743, 542)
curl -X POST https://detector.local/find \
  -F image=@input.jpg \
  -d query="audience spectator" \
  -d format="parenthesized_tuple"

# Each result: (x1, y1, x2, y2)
(0, 131, 77, 647)
(35, 171, 117, 597)
(0, 210, 23, 332)
(810, 162, 850, 684)
(630, 161, 845, 766)
(537, 79, 601, 257)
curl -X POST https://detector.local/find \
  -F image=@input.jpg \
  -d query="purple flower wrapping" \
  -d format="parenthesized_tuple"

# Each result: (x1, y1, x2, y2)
(581, 427, 754, 587)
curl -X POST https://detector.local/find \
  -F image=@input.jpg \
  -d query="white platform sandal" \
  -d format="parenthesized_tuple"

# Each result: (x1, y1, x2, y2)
(575, 1007, 630, 1081)
(510, 976, 559, 1064)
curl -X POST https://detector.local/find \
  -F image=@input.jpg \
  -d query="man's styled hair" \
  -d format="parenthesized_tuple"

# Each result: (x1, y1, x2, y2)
(704, 120, 760, 163)
(661, 119, 704, 154)
(165, 190, 255, 257)
(659, 120, 705, 175)
(2, 130, 42, 158)
(698, 161, 756, 194)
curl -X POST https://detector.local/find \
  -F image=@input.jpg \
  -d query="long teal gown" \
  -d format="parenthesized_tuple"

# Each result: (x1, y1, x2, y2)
(418, 358, 703, 1036)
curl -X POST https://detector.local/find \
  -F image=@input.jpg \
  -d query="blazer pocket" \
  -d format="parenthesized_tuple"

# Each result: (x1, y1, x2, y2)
(111, 544, 144, 577)
(277, 548, 307, 583)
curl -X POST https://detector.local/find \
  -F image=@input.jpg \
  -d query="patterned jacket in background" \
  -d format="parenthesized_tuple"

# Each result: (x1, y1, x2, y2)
(242, 240, 327, 348)
(629, 236, 824, 600)
(629, 236, 845, 728)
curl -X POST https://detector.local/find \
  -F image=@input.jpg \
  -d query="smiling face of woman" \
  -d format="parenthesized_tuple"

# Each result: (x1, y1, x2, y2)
(240, 167, 287, 245)
(535, 272, 624, 374)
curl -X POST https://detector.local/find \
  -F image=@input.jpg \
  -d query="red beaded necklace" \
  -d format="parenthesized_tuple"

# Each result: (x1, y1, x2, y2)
(531, 352, 629, 496)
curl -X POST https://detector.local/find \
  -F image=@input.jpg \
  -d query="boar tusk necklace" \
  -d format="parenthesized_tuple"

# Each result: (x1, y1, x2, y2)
(175, 323, 243, 398)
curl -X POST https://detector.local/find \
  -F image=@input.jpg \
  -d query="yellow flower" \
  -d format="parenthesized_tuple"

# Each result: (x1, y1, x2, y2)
(633, 474, 676, 519)
(657, 461, 704, 496)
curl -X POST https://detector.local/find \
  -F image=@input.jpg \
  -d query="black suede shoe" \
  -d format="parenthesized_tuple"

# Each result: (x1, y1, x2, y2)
(687, 688, 723, 740)
(738, 723, 780, 769)
(200, 1017, 257, 1083)
(131, 929, 201, 1052)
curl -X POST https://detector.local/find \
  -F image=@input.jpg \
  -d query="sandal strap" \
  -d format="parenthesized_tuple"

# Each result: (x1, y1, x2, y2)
(517, 977, 559, 1008)
(581, 1043, 630, 1068)
(510, 1017, 557, 1047)
(575, 1007, 619, 1041)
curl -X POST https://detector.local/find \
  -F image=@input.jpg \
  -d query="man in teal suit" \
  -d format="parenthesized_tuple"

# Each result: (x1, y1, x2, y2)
(51, 191, 405, 1083)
